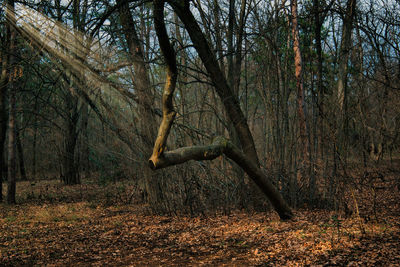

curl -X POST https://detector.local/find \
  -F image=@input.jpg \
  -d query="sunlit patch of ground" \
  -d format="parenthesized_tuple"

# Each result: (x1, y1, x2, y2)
(0, 173, 399, 266)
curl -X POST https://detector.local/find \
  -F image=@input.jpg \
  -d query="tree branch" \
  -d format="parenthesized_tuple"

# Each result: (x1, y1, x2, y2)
(149, 136, 294, 220)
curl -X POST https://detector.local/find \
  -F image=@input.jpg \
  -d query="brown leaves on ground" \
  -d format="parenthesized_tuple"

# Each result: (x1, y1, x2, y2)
(1, 169, 400, 266)
(1, 203, 399, 266)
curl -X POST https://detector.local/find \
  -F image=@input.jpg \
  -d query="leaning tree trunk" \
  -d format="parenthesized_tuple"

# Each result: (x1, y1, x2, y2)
(150, 0, 293, 220)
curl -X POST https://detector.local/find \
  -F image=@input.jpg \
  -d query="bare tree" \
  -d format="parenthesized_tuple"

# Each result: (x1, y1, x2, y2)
(149, 0, 293, 220)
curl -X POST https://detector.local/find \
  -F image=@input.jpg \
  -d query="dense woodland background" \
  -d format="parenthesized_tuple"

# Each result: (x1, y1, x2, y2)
(0, 0, 399, 215)
(1, 0, 400, 265)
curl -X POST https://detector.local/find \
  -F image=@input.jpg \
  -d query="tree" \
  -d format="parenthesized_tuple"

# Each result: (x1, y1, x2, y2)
(149, 0, 293, 220)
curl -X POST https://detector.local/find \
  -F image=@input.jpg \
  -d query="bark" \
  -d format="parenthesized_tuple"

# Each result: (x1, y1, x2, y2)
(150, 0, 293, 220)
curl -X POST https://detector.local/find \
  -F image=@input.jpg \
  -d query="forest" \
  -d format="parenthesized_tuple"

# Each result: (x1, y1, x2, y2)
(0, 0, 399, 265)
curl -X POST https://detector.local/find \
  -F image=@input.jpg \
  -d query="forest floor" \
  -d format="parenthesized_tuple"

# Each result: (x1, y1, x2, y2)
(1, 162, 400, 266)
